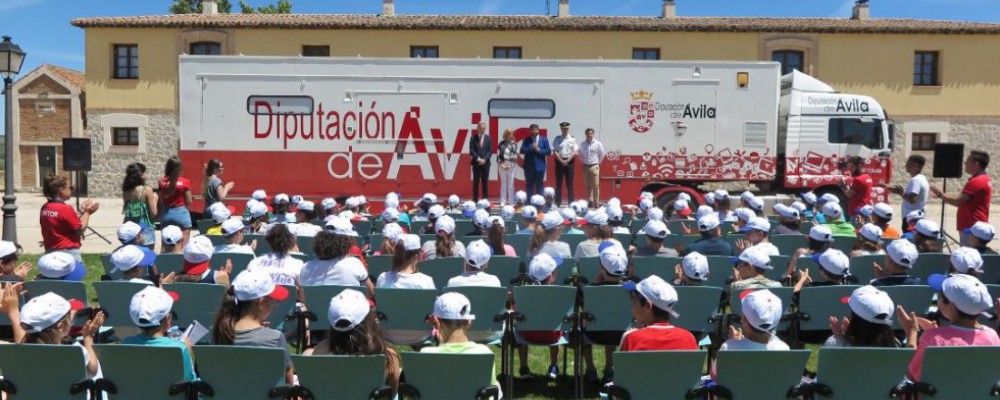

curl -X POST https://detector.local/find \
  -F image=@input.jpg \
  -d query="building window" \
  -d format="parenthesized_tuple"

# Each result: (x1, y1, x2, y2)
(493, 47, 522, 59)
(772, 50, 804, 75)
(112, 127, 140, 146)
(113, 44, 139, 79)
(914, 51, 940, 86)
(302, 45, 330, 57)
(189, 41, 222, 55)
(632, 48, 660, 60)
(912, 132, 938, 151)
(410, 46, 439, 58)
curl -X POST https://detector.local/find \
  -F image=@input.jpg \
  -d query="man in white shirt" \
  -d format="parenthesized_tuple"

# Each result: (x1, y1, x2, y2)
(552, 122, 579, 207)
(578, 128, 606, 207)
(890, 155, 929, 231)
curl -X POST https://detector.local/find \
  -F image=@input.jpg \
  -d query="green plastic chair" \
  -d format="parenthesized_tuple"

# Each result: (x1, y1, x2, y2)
(457, 235, 486, 247)
(99, 254, 122, 280)
(352, 220, 373, 237)
(94, 344, 196, 400)
(368, 233, 385, 255)
(713, 350, 811, 399)
(162, 283, 226, 341)
(771, 234, 808, 256)
(796, 285, 862, 332)
(672, 286, 724, 334)
(486, 256, 522, 287)
(849, 254, 884, 285)
(154, 253, 185, 275)
(812, 348, 914, 400)
(267, 284, 299, 330)
(374, 288, 437, 346)
(248, 234, 271, 256)
(666, 220, 696, 235)
(196, 219, 215, 234)
(399, 352, 498, 400)
(195, 346, 287, 398)
(772, 256, 823, 283)
(92, 281, 152, 329)
(0, 344, 93, 399)
(445, 286, 507, 344)
(410, 220, 430, 234)
(417, 257, 464, 290)
(504, 234, 533, 261)
(303, 285, 363, 331)
(206, 234, 228, 247)
(297, 236, 317, 258)
(582, 285, 633, 344)
(769, 255, 791, 280)
(549, 258, 579, 286)
(604, 351, 706, 400)
(367, 255, 394, 283)
(880, 285, 935, 330)
(830, 235, 858, 254)
(292, 355, 392, 399)
(917, 346, 1000, 400)
(630, 218, 650, 235)
(563, 235, 587, 255)
(910, 252, 951, 283)
(980, 256, 1000, 285)
(511, 285, 575, 346)
(575, 257, 602, 284)
(631, 256, 681, 280)
(23, 280, 87, 303)
(613, 232, 633, 247)
(210, 253, 255, 277)
(724, 234, 747, 251)
(704, 256, 737, 289)
(728, 287, 794, 331)
(454, 220, 477, 236)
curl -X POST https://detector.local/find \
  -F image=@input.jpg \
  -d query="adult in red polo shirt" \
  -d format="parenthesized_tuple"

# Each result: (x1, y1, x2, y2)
(838, 156, 873, 219)
(932, 150, 992, 245)
(39, 174, 100, 258)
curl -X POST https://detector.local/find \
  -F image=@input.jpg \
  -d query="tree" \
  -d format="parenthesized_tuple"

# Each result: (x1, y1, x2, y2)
(239, 0, 292, 14)
(170, 0, 233, 14)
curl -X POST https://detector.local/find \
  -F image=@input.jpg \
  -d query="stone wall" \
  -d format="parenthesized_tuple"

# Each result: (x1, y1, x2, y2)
(86, 110, 180, 197)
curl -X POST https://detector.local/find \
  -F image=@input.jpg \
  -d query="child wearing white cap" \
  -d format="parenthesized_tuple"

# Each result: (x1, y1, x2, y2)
(409, 193, 438, 222)
(581, 242, 635, 382)
(376, 234, 436, 290)
(418, 205, 447, 235)
(211, 270, 295, 384)
(869, 202, 902, 239)
(0, 240, 29, 282)
(670, 199, 695, 221)
(422, 292, 503, 397)
(110, 245, 156, 284)
(37, 251, 87, 282)
(912, 219, 944, 253)
(671, 252, 710, 286)
(681, 214, 733, 257)
(20, 291, 105, 378)
(771, 204, 804, 235)
(607, 206, 632, 235)
(483, 217, 517, 257)
(245, 224, 305, 286)
(948, 246, 985, 278)
(204, 203, 232, 236)
(446, 194, 462, 213)
(300, 231, 373, 294)
(122, 286, 196, 382)
(793, 249, 850, 296)
(307, 289, 401, 393)
(516, 206, 539, 235)
(447, 240, 503, 289)
(518, 254, 564, 379)
(870, 239, 922, 286)
(269, 194, 295, 224)
(376, 222, 406, 256)
(735, 217, 779, 256)
(214, 218, 257, 255)
(899, 274, 1000, 381)
(731, 247, 781, 290)
(824, 285, 899, 348)
(160, 225, 184, 254)
(292, 201, 323, 237)
(177, 235, 233, 286)
(574, 210, 624, 260)
(821, 202, 857, 237)
(526, 212, 573, 261)
(851, 223, 885, 257)
(963, 221, 997, 255)
(635, 220, 679, 258)
(621, 275, 698, 351)
(718, 289, 790, 352)
(713, 190, 736, 223)
(420, 215, 468, 260)
(788, 226, 836, 276)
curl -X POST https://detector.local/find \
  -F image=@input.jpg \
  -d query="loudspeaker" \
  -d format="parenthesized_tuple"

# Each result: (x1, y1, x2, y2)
(933, 143, 964, 178)
(62, 138, 92, 172)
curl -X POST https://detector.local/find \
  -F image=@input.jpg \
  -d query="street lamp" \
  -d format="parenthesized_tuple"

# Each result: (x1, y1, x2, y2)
(0, 36, 25, 244)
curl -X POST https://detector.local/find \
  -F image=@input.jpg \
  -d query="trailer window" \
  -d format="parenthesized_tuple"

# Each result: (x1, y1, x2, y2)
(828, 118, 883, 149)
(488, 99, 556, 119)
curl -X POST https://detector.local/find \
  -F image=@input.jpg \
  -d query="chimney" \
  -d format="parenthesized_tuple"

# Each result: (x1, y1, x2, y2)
(202, 0, 218, 15)
(851, 0, 870, 20)
(382, 0, 395, 16)
(661, 0, 676, 18)
(557, 0, 569, 18)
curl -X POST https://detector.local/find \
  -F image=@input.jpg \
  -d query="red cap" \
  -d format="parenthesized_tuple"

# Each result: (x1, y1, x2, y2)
(268, 284, 290, 301)
(67, 299, 86, 311)
(677, 207, 692, 216)
(168, 291, 181, 302)
(183, 260, 209, 276)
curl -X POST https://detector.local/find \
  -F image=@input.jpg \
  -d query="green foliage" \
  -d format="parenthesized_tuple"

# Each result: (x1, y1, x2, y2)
(239, 0, 292, 14)
(169, 0, 234, 14)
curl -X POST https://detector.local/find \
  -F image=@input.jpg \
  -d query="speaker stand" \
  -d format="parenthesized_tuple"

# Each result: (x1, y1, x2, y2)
(72, 171, 111, 245)
(939, 178, 958, 251)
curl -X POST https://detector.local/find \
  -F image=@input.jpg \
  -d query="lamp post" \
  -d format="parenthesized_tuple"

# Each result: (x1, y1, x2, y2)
(0, 36, 25, 244)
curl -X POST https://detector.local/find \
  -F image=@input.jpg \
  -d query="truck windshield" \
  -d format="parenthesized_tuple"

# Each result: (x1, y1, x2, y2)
(828, 118, 883, 150)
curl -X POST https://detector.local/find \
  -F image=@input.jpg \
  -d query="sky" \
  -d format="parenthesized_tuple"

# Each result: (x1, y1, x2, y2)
(0, 0, 997, 130)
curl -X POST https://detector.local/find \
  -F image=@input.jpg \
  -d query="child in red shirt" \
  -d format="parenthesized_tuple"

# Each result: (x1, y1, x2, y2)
(619, 275, 698, 352)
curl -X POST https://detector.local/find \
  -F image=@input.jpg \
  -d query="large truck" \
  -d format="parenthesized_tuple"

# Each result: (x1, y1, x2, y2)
(179, 56, 894, 210)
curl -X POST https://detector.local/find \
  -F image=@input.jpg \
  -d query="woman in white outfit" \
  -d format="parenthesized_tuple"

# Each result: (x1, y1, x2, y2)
(497, 128, 519, 206)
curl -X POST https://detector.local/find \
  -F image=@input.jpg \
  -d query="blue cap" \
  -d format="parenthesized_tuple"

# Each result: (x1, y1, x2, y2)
(622, 281, 638, 291)
(927, 273, 948, 293)
(597, 241, 617, 253)
(730, 257, 741, 265)
(811, 253, 823, 264)
(140, 246, 157, 267)
(61, 261, 87, 281)
(739, 225, 753, 233)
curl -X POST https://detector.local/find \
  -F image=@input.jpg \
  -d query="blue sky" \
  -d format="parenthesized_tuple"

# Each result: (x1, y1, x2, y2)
(3, 0, 995, 131)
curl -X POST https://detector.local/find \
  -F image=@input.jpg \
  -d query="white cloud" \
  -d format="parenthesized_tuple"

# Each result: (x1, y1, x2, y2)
(0, 0, 43, 12)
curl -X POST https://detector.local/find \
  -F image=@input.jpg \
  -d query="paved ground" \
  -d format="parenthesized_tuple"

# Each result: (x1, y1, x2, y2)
(11, 192, 996, 254)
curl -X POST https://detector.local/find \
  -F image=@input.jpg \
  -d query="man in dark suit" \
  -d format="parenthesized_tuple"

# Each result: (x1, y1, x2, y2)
(469, 121, 492, 201)
(520, 123, 552, 198)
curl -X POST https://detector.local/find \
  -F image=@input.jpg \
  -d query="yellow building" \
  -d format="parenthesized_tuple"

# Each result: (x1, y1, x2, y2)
(71, 0, 1000, 196)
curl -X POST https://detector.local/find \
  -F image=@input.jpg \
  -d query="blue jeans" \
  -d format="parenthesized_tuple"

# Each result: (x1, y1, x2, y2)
(161, 206, 193, 229)
(525, 168, 545, 198)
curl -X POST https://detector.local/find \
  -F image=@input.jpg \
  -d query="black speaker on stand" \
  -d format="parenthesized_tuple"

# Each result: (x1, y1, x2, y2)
(932, 143, 964, 247)
(61, 138, 110, 244)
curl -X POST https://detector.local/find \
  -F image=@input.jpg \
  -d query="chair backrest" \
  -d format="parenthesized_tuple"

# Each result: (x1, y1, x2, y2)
(195, 346, 286, 398)
(368, 233, 385, 256)
(292, 354, 388, 399)
(631, 218, 650, 234)
(417, 257, 465, 290)
(550, 258, 579, 286)
(352, 220, 373, 237)
(247, 234, 271, 256)
(631, 256, 682, 280)
(0, 344, 89, 399)
(367, 255, 394, 282)
(980, 256, 1000, 285)
(457, 235, 486, 247)
(100, 254, 121, 280)
(296, 236, 316, 258)
(206, 234, 228, 247)
(196, 219, 215, 234)
(797, 285, 862, 332)
(211, 253, 256, 277)
(410, 220, 430, 234)
(610, 351, 706, 400)
(704, 256, 737, 288)
(715, 350, 811, 399)
(373, 287, 437, 331)
(848, 254, 884, 285)
(504, 234, 532, 261)
(770, 256, 822, 282)
(92, 281, 152, 328)
(920, 346, 1000, 400)
(582, 285, 634, 333)
(575, 257, 602, 284)
(767, 255, 791, 278)
(512, 285, 576, 332)
(563, 234, 587, 255)
(155, 253, 185, 275)
(663, 235, 700, 251)
(444, 286, 507, 336)
(724, 234, 747, 251)
(830, 235, 858, 254)
(486, 256, 522, 288)
(303, 285, 363, 330)
(23, 280, 87, 303)
(613, 232, 633, 247)
(93, 344, 187, 400)
(879, 285, 934, 330)
(771, 234, 808, 256)
(815, 348, 914, 400)
(266, 284, 299, 330)
(454, 220, 477, 236)
(400, 352, 495, 400)
(984, 285, 1000, 326)
(162, 283, 226, 340)
(728, 287, 794, 331)
(672, 286, 724, 333)
(910, 252, 951, 282)
(666, 220, 695, 235)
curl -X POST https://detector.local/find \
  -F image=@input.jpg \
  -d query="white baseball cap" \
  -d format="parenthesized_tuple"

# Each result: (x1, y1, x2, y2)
(740, 191, 755, 204)
(521, 206, 538, 220)
(161, 225, 183, 246)
(531, 194, 546, 207)
(736, 247, 772, 270)
(789, 201, 807, 214)
(382, 223, 404, 244)
(38, 251, 85, 280)
(515, 191, 527, 204)
(543, 187, 555, 197)
(0, 240, 16, 259)
(528, 253, 562, 283)
(607, 197, 622, 209)
(345, 196, 361, 209)
(501, 205, 515, 220)
(742, 217, 771, 233)
(734, 208, 755, 223)
(857, 205, 874, 218)
(433, 292, 476, 321)
(607, 206, 625, 222)
(950, 247, 984, 274)
(273, 193, 290, 204)
(581, 209, 609, 226)
(559, 207, 577, 222)
(473, 209, 491, 229)
(291, 195, 304, 205)
(182, 235, 214, 275)
(448, 194, 461, 206)
(328, 289, 370, 332)
(905, 209, 926, 223)
(696, 205, 714, 219)
(873, 203, 894, 220)
(416, 193, 438, 206)
(130, 286, 179, 328)
(325, 217, 358, 237)
(384, 196, 399, 210)
(248, 201, 268, 218)
(110, 245, 146, 273)
(20, 292, 84, 333)
(704, 192, 716, 206)
(800, 192, 817, 205)
(221, 218, 245, 236)
(461, 201, 477, 217)
(477, 199, 491, 210)
(232, 270, 290, 303)
(714, 190, 730, 200)
(774, 204, 800, 220)
(428, 205, 446, 219)
(847, 285, 894, 326)
(643, 220, 670, 239)
(819, 193, 840, 204)
(210, 203, 232, 224)
(381, 208, 400, 223)
(541, 212, 565, 231)
(252, 190, 267, 201)
(697, 214, 721, 232)
(822, 202, 843, 220)
(465, 240, 493, 269)
(747, 197, 765, 213)
(673, 199, 692, 216)
(859, 223, 883, 242)
(677, 193, 692, 203)
(647, 208, 664, 222)
(682, 252, 710, 281)
(928, 273, 994, 315)
(599, 242, 628, 276)
(964, 221, 995, 241)
(915, 219, 941, 239)
(488, 216, 505, 229)
(814, 248, 850, 276)
(358, 195, 368, 205)
(571, 201, 588, 215)
(639, 191, 655, 201)
(740, 289, 783, 332)
(435, 215, 456, 235)
(809, 225, 835, 242)
(886, 239, 919, 268)
(638, 198, 654, 212)
(117, 221, 142, 243)
(624, 275, 679, 317)
(400, 234, 421, 251)
(295, 200, 314, 213)
(322, 198, 337, 211)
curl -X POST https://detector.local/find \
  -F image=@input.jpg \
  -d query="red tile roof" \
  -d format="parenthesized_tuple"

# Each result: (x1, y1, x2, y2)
(70, 14, 1000, 35)
(17, 64, 85, 91)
